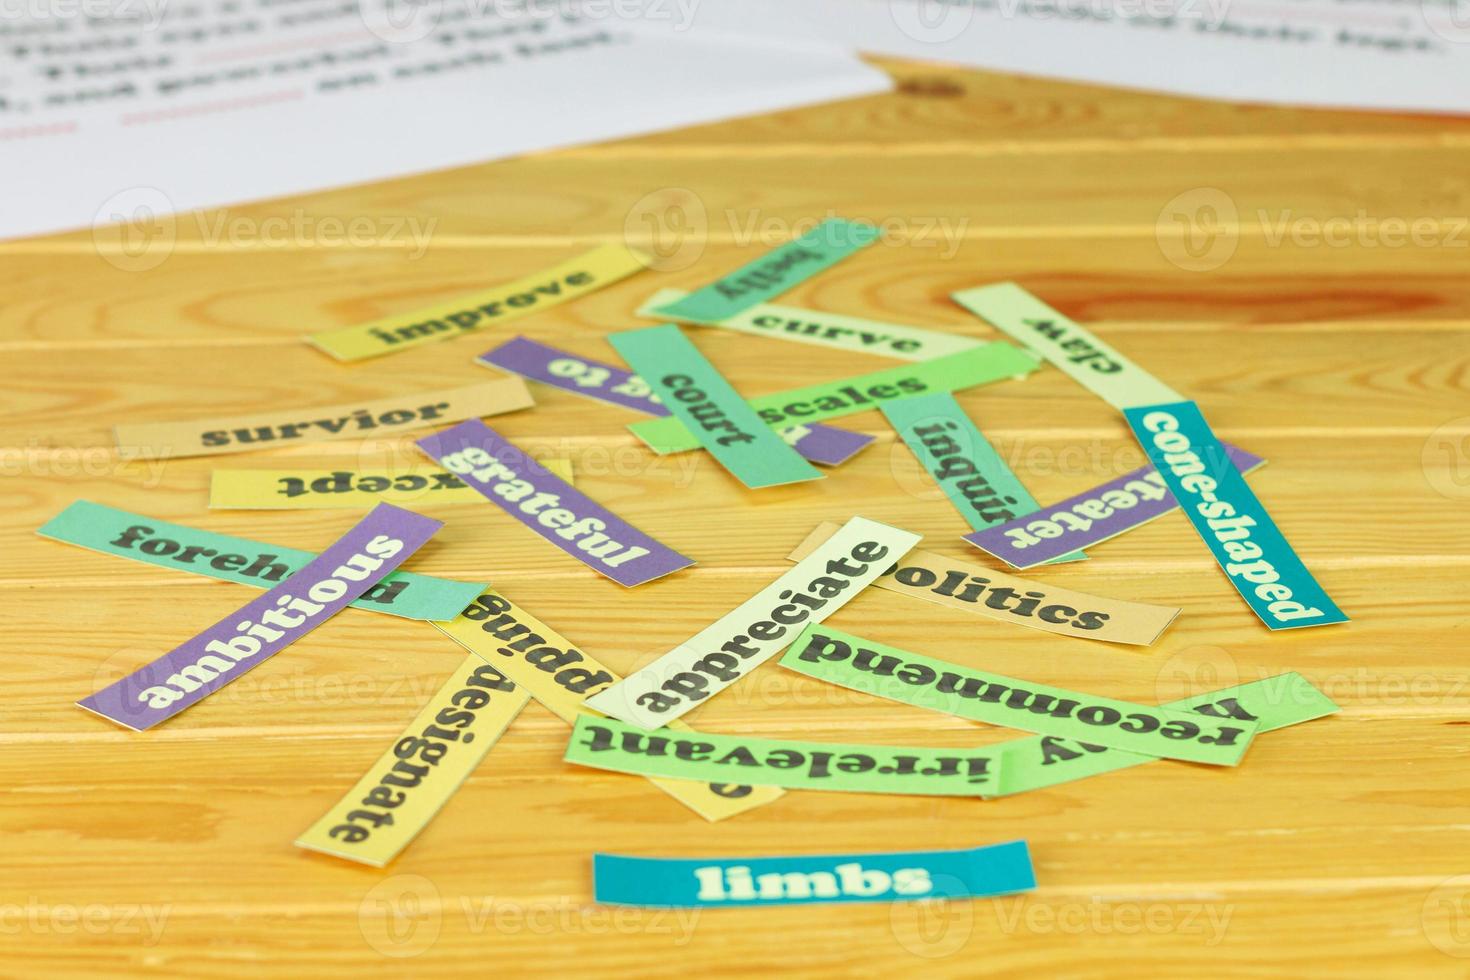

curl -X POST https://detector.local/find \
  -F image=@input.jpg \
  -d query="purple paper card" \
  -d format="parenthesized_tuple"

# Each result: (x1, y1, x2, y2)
(416, 419, 694, 588)
(964, 443, 1266, 569)
(78, 503, 442, 731)
(479, 336, 873, 466)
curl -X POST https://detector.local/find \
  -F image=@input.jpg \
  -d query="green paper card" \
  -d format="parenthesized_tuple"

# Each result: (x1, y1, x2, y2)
(881, 391, 1084, 564)
(781, 624, 1259, 766)
(565, 715, 1003, 797)
(38, 500, 483, 622)
(653, 218, 880, 322)
(990, 673, 1337, 796)
(608, 324, 823, 489)
(952, 282, 1182, 411)
(628, 342, 1040, 455)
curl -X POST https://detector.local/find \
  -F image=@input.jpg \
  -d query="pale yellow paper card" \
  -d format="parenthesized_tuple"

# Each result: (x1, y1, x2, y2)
(295, 653, 530, 867)
(209, 461, 573, 510)
(114, 379, 533, 459)
(307, 244, 650, 362)
(790, 522, 1180, 646)
(435, 591, 784, 822)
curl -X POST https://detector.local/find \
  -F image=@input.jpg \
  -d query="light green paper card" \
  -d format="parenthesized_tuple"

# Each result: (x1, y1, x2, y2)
(781, 624, 1259, 766)
(628, 342, 1040, 455)
(990, 673, 1337, 796)
(952, 282, 1182, 411)
(565, 714, 1002, 797)
(639, 288, 983, 362)
(653, 218, 880, 322)
(880, 391, 1085, 564)
(37, 500, 484, 622)
(608, 324, 823, 490)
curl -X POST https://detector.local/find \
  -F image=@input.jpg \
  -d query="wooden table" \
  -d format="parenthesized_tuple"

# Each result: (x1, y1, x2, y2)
(4, 57, 1468, 977)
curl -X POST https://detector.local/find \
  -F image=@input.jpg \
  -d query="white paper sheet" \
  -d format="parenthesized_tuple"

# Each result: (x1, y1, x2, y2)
(662, 0, 1470, 115)
(0, 0, 890, 241)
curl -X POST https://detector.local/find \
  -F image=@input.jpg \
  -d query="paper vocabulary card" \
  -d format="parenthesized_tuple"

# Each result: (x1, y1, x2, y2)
(114, 379, 533, 459)
(781, 625, 1259, 766)
(295, 654, 529, 867)
(789, 523, 1179, 646)
(952, 283, 1182, 411)
(639, 288, 984, 362)
(609, 324, 824, 489)
(209, 462, 573, 511)
(628, 343, 1041, 455)
(566, 714, 1004, 796)
(78, 504, 442, 731)
(585, 516, 922, 728)
(436, 591, 784, 822)
(991, 673, 1337, 797)
(593, 840, 1035, 908)
(964, 444, 1266, 570)
(882, 391, 1084, 563)
(39, 500, 481, 622)
(480, 336, 873, 466)
(1125, 400, 1347, 631)
(416, 419, 694, 588)
(652, 218, 880, 322)
(306, 244, 649, 361)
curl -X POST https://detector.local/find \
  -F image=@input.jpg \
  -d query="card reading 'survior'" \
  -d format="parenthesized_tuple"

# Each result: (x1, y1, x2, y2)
(78, 504, 442, 731)
(416, 419, 694, 588)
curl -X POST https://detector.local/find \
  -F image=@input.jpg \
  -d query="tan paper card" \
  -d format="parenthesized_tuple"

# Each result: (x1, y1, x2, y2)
(295, 653, 530, 867)
(789, 522, 1179, 646)
(435, 591, 784, 822)
(114, 379, 533, 459)
(209, 461, 573, 510)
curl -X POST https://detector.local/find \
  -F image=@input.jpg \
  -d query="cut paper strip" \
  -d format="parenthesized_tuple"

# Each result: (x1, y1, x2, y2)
(78, 504, 442, 731)
(306, 243, 649, 361)
(114, 379, 533, 459)
(294, 654, 529, 867)
(585, 516, 921, 728)
(609, 324, 823, 489)
(882, 391, 1084, 564)
(780, 624, 1259, 766)
(1125, 400, 1347, 631)
(594, 840, 1035, 908)
(435, 591, 784, 822)
(479, 335, 872, 466)
(952, 282, 1182, 411)
(38, 500, 482, 622)
(628, 342, 1040, 454)
(964, 444, 1266, 570)
(566, 714, 1003, 796)
(208, 462, 573, 511)
(639, 288, 983, 362)
(652, 218, 879, 322)
(788, 523, 1179, 646)
(415, 419, 693, 589)
(990, 673, 1337, 797)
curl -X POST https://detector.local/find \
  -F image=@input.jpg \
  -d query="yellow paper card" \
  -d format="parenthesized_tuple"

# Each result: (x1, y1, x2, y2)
(435, 591, 785, 822)
(295, 653, 530, 867)
(307, 244, 649, 362)
(209, 462, 574, 510)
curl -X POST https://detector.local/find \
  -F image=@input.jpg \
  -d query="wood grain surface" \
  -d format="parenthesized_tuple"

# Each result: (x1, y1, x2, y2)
(3, 55, 1469, 977)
